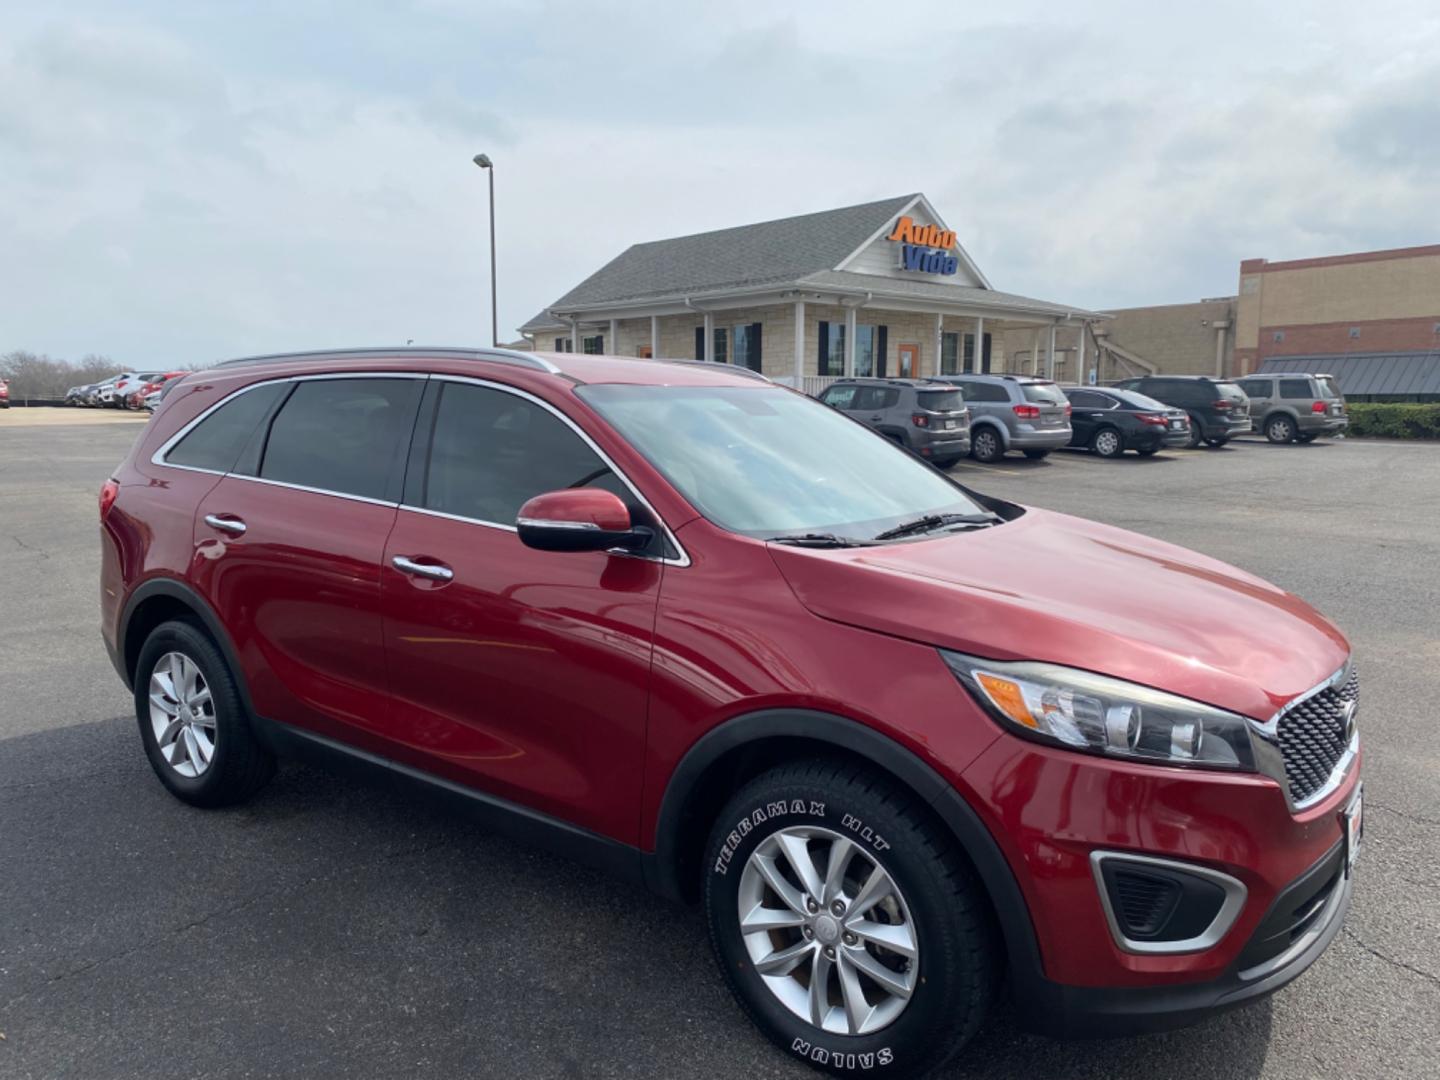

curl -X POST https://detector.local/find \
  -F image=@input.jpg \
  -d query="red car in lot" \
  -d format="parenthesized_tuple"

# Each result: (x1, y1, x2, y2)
(100, 349, 1361, 1078)
(125, 370, 191, 409)
(0, 377, 9, 408)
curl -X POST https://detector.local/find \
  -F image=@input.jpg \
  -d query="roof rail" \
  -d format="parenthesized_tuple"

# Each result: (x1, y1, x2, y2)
(212, 345, 562, 375)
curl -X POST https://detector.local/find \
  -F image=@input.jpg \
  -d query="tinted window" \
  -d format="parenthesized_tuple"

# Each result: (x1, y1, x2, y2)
(259, 378, 422, 501)
(916, 388, 964, 412)
(165, 383, 289, 473)
(1318, 376, 1342, 399)
(958, 380, 1008, 403)
(1021, 382, 1067, 405)
(1215, 381, 1248, 402)
(1116, 390, 1170, 412)
(1279, 379, 1313, 399)
(420, 382, 620, 525)
(877, 388, 900, 410)
(1240, 379, 1272, 398)
(1067, 390, 1111, 409)
(821, 385, 856, 410)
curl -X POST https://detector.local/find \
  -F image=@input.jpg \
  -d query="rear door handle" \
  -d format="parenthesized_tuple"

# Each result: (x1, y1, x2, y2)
(392, 555, 454, 582)
(203, 514, 247, 536)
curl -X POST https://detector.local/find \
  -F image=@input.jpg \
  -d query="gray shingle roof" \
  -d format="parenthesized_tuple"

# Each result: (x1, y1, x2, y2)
(798, 270, 1100, 319)
(523, 195, 918, 329)
(1258, 351, 1440, 397)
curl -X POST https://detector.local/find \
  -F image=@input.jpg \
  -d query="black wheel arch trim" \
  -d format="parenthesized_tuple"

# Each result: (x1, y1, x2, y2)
(116, 577, 257, 718)
(970, 420, 1008, 448)
(645, 707, 1047, 994)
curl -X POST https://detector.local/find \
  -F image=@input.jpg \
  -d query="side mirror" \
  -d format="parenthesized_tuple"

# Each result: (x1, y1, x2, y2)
(516, 489, 654, 554)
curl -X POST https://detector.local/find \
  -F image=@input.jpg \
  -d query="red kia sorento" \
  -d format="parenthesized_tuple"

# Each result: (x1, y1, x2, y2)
(100, 348, 1361, 1078)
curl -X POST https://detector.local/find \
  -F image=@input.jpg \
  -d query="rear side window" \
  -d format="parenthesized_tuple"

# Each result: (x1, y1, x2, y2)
(959, 381, 1008, 403)
(917, 388, 964, 412)
(1021, 382, 1067, 405)
(259, 378, 423, 501)
(1318, 376, 1342, 399)
(164, 383, 289, 473)
(418, 382, 620, 525)
(1240, 379, 1272, 397)
(1279, 379, 1313, 399)
(1215, 381, 1248, 402)
(1067, 390, 1112, 409)
(821, 386, 856, 409)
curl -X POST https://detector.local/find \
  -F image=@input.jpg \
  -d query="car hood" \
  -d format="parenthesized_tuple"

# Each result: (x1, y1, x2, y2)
(768, 508, 1349, 721)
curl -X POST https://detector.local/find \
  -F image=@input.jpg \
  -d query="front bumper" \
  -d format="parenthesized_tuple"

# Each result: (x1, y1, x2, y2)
(1019, 839, 1352, 1037)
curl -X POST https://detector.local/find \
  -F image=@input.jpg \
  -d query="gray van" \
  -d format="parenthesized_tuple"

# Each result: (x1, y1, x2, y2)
(929, 374, 1072, 463)
(1235, 373, 1349, 443)
(818, 377, 972, 466)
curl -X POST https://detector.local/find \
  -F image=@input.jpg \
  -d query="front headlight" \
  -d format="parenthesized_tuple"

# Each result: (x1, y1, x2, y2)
(942, 650, 1256, 771)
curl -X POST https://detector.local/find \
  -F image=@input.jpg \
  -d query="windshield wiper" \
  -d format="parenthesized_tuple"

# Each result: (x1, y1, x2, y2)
(871, 513, 1000, 542)
(766, 533, 865, 548)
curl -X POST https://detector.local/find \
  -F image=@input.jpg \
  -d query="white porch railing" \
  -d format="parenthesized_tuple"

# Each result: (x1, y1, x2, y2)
(771, 375, 841, 397)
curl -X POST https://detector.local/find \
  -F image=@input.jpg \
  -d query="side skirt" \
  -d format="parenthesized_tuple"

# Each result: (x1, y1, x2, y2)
(255, 718, 649, 889)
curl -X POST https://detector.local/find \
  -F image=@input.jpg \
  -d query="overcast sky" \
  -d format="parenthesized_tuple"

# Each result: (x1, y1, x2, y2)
(3, 0, 1437, 368)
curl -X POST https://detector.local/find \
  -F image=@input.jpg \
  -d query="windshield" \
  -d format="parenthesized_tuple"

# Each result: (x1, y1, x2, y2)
(916, 388, 965, 412)
(1021, 382, 1067, 405)
(577, 385, 989, 541)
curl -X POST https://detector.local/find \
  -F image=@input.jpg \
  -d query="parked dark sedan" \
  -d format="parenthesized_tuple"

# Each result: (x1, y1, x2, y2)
(1063, 387, 1191, 457)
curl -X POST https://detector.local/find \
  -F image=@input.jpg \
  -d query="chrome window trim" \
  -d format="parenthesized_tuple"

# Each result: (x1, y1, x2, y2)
(516, 517, 602, 530)
(1089, 851, 1248, 956)
(417, 374, 691, 568)
(1247, 661, 1358, 812)
(225, 472, 399, 508)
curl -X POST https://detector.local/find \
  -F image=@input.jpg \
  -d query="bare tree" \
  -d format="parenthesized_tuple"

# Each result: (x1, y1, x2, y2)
(0, 351, 124, 400)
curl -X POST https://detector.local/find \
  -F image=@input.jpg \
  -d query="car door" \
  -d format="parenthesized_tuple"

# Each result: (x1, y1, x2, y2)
(191, 374, 425, 745)
(1066, 389, 1111, 445)
(1239, 378, 1273, 428)
(379, 376, 666, 843)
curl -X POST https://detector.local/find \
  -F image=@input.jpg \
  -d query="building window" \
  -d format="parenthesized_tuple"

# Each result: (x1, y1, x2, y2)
(553, 337, 574, 353)
(582, 335, 604, 355)
(854, 325, 877, 377)
(1348, 327, 1361, 339)
(732, 323, 762, 372)
(941, 332, 960, 375)
(693, 326, 728, 362)
(963, 332, 992, 372)
(1272, 330, 1285, 343)
(818, 321, 846, 376)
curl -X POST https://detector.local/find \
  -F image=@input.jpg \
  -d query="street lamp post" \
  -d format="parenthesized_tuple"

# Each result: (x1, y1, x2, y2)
(473, 153, 497, 347)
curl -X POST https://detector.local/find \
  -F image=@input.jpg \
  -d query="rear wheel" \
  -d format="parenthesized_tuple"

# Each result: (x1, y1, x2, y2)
(1296, 433, 1317, 443)
(1091, 427, 1125, 459)
(931, 455, 963, 469)
(1136, 446, 1160, 457)
(970, 428, 1003, 464)
(1185, 418, 1204, 448)
(134, 619, 275, 807)
(704, 760, 997, 1078)
(1022, 449, 1049, 460)
(1203, 436, 1229, 448)
(1265, 415, 1296, 444)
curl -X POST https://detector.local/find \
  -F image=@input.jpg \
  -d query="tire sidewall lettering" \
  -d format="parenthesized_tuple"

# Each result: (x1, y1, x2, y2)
(712, 798, 827, 875)
(790, 1038, 895, 1070)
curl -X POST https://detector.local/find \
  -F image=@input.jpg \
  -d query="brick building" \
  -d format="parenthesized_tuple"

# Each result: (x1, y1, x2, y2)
(518, 194, 1105, 394)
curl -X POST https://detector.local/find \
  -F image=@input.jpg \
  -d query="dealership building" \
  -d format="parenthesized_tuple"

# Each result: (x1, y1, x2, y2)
(519, 194, 1104, 394)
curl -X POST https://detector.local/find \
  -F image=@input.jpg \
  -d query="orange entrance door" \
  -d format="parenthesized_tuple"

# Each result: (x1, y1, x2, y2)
(898, 343, 920, 378)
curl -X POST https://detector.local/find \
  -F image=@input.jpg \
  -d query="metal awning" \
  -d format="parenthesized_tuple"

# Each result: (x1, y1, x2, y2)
(1257, 351, 1440, 397)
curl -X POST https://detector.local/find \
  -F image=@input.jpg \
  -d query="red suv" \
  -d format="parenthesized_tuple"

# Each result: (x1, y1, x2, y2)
(101, 349, 1361, 1078)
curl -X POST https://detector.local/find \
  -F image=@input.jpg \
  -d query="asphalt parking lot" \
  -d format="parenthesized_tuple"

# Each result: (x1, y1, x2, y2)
(1, 412, 1436, 1080)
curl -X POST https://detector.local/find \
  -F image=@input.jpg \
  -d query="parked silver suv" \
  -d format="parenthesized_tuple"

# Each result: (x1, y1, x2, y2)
(929, 374, 1072, 463)
(1236, 373, 1349, 444)
(818, 377, 972, 466)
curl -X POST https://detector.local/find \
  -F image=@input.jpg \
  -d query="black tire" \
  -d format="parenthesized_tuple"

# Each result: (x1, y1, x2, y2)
(1295, 432, 1317, 443)
(930, 455, 962, 469)
(1136, 446, 1160, 457)
(1185, 417, 1204, 448)
(704, 759, 997, 1079)
(1021, 449, 1049, 460)
(1265, 414, 1296, 444)
(134, 618, 275, 807)
(969, 427, 1003, 464)
(1203, 436, 1229, 448)
(1090, 426, 1125, 459)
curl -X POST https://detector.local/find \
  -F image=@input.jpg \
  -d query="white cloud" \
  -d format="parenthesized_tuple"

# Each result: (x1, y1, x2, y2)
(2, 1, 1438, 365)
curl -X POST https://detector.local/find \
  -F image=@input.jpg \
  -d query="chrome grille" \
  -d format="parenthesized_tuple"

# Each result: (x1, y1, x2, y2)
(1277, 667, 1358, 804)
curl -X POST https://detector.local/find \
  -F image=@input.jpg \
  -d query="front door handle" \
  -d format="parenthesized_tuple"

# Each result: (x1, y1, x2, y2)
(392, 555, 454, 582)
(203, 514, 247, 536)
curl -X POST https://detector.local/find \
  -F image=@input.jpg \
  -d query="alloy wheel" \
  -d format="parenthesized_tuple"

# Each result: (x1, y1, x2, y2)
(148, 651, 217, 779)
(737, 826, 919, 1036)
(1094, 430, 1121, 457)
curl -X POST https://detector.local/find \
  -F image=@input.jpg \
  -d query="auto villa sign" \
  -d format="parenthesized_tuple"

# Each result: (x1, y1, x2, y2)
(887, 215, 959, 276)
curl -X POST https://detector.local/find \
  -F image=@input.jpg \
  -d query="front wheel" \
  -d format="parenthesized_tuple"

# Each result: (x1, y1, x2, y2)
(704, 760, 997, 1078)
(969, 428, 1003, 464)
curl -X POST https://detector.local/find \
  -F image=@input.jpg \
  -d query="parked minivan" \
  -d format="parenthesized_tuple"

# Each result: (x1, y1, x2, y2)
(1235, 373, 1349, 443)
(818, 377, 971, 466)
(1112, 376, 1252, 448)
(927, 374, 1072, 463)
(102, 349, 1361, 1078)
